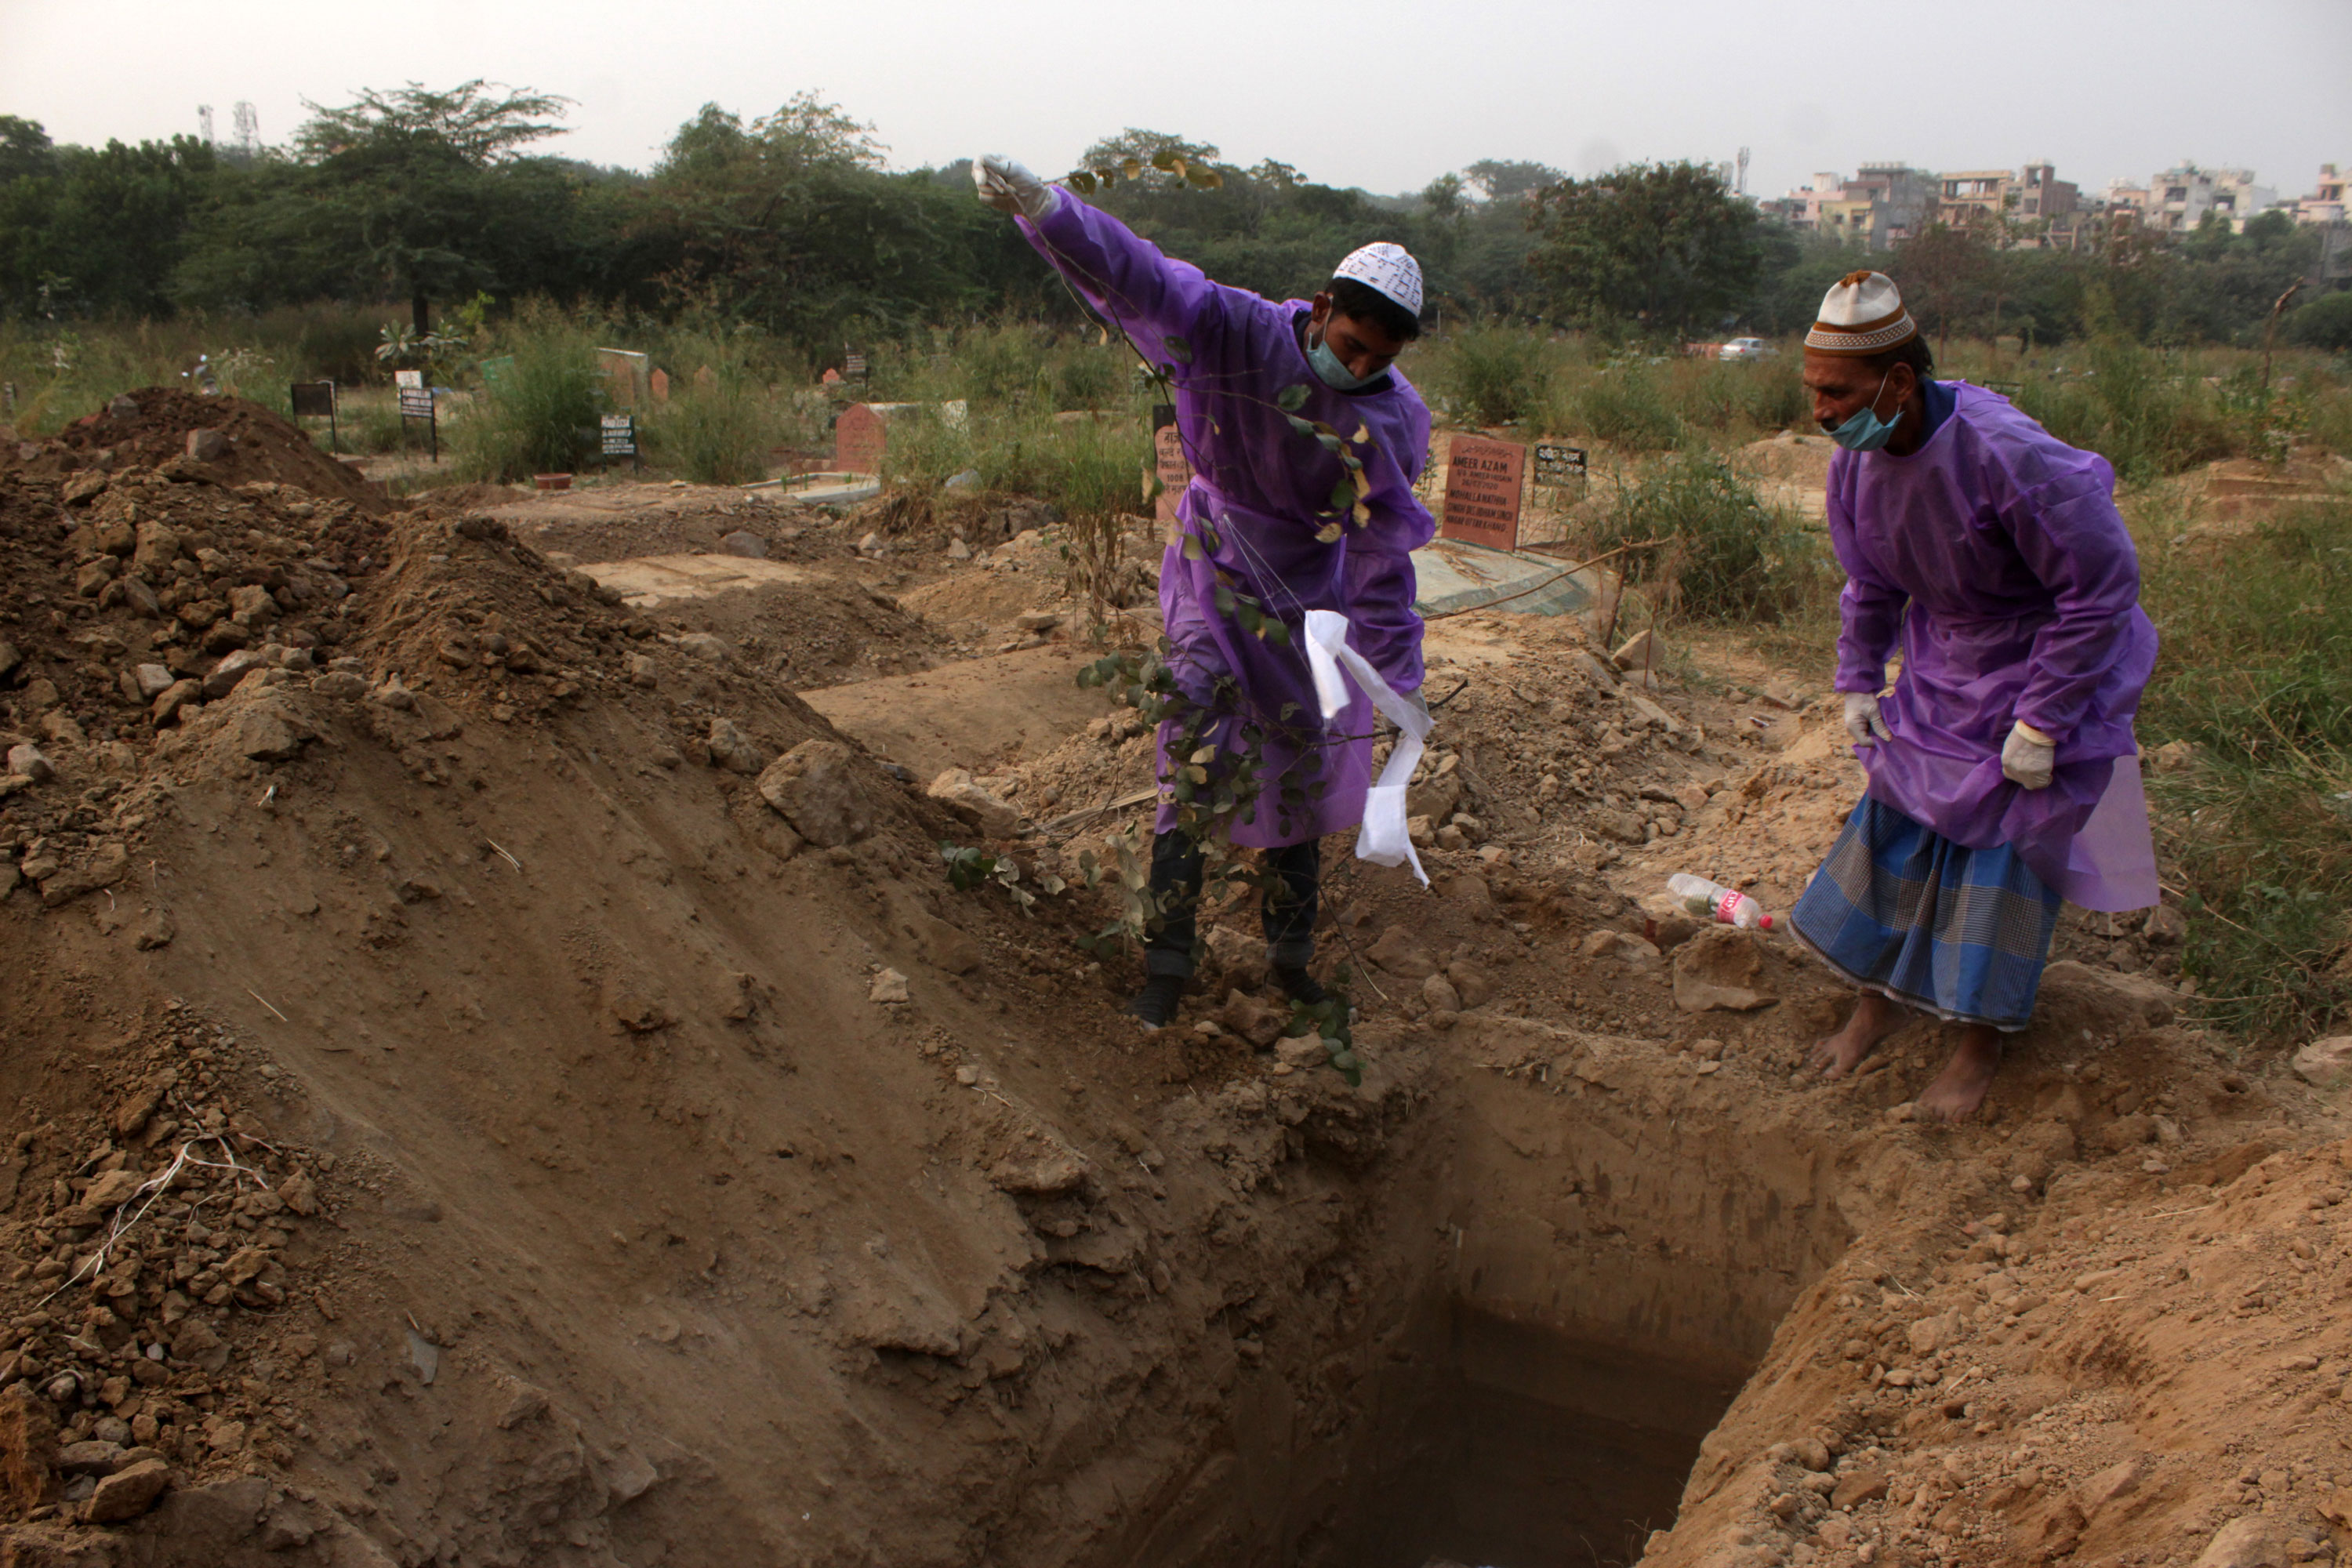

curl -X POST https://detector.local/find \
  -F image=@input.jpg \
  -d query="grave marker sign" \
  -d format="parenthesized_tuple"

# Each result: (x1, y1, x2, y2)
(834, 403, 887, 475)
(1533, 442, 1588, 487)
(601, 412, 640, 472)
(394, 370, 437, 460)
(1440, 434, 1526, 550)
(289, 381, 339, 452)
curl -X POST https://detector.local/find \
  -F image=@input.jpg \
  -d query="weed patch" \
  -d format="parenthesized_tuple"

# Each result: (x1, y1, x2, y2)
(1584, 451, 1820, 622)
(2138, 497, 2352, 1039)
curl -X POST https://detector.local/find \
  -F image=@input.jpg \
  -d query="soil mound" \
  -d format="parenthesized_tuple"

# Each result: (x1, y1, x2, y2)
(1730, 430, 1835, 487)
(29, 388, 387, 514)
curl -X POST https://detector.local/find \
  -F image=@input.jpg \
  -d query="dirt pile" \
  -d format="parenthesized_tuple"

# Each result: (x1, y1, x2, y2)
(10, 390, 389, 515)
(1732, 430, 1837, 488)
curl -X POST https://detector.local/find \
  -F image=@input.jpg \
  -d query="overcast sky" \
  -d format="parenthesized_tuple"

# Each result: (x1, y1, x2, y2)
(4, 0, 2348, 203)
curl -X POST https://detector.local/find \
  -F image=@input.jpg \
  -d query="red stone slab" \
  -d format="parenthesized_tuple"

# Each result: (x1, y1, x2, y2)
(1440, 434, 1526, 551)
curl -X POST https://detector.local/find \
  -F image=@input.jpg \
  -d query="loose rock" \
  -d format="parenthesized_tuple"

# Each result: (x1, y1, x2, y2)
(85, 1457, 172, 1523)
(757, 741, 873, 848)
(5, 744, 52, 783)
(1671, 928, 1777, 1012)
(927, 768, 1020, 838)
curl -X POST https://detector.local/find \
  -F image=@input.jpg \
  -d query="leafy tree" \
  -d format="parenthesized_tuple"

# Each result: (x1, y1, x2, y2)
(0, 117, 57, 186)
(2284, 290, 2352, 352)
(633, 99, 1031, 350)
(1420, 172, 1467, 223)
(1464, 159, 1562, 201)
(293, 80, 569, 165)
(1526, 161, 1762, 336)
(281, 82, 574, 333)
(0, 131, 217, 318)
(1893, 221, 1999, 351)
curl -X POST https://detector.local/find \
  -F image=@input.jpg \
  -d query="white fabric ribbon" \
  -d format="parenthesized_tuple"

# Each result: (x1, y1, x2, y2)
(1302, 609, 1430, 886)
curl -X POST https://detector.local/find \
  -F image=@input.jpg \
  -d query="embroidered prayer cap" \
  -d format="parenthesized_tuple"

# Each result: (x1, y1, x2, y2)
(1805, 270, 1918, 356)
(1333, 242, 1424, 318)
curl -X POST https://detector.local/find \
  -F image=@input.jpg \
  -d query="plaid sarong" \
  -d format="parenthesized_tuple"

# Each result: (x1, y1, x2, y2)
(1790, 796, 2061, 1031)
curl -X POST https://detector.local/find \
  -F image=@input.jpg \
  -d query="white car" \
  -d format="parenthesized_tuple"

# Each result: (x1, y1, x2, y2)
(1719, 337, 1775, 361)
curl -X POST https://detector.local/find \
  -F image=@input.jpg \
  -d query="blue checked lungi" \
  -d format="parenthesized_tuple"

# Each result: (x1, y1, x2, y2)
(1790, 797, 2062, 1032)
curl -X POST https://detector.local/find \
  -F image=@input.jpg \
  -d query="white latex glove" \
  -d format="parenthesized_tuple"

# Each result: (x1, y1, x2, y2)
(1842, 691, 1892, 748)
(972, 155, 1058, 221)
(2002, 720, 2056, 789)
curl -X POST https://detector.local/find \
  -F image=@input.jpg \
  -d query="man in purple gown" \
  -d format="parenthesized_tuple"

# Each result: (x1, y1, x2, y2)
(974, 154, 1437, 1030)
(1790, 270, 2160, 1120)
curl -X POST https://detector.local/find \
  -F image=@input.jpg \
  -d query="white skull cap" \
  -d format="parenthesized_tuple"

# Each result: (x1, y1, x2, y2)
(1806, 270, 1918, 356)
(1333, 242, 1424, 318)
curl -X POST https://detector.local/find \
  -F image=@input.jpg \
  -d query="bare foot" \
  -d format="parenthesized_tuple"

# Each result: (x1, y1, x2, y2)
(1810, 992, 1908, 1080)
(1917, 1027, 2003, 1121)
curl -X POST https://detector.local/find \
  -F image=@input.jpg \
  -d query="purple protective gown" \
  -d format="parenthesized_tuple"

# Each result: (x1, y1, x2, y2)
(1019, 193, 1436, 848)
(1829, 383, 2159, 912)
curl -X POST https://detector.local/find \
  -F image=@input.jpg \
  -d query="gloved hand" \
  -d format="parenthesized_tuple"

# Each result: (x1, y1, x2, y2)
(1842, 691, 1892, 748)
(972, 155, 1058, 221)
(2001, 720, 2056, 789)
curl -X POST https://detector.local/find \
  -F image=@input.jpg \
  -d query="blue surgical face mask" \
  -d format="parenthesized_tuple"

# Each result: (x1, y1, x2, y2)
(1829, 370, 1901, 452)
(1307, 321, 1377, 392)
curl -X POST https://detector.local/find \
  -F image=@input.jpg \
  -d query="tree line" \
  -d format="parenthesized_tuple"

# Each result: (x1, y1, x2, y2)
(1, 83, 2343, 358)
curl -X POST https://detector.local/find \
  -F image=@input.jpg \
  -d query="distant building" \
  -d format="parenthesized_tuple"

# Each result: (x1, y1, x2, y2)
(1935, 164, 2081, 243)
(1776, 162, 2085, 249)
(2141, 165, 2278, 233)
(1937, 169, 2016, 226)
(1781, 163, 1936, 249)
(2018, 164, 2079, 222)
(2287, 165, 2352, 287)
(2292, 163, 2347, 226)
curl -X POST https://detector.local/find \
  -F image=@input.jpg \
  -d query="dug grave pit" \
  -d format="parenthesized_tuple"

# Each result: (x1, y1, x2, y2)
(1112, 1012, 1854, 1568)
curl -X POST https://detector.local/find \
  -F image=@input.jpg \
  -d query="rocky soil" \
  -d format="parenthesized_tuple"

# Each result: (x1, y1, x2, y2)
(0, 390, 2343, 1568)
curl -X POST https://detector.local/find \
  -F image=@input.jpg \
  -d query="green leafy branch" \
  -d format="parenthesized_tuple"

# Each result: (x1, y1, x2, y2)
(939, 841, 1064, 914)
(1062, 147, 1224, 197)
(1288, 967, 1363, 1087)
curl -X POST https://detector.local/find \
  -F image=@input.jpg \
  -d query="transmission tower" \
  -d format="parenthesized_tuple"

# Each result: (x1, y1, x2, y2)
(232, 102, 259, 158)
(198, 105, 216, 147)
(1737, 147, 1751, 196)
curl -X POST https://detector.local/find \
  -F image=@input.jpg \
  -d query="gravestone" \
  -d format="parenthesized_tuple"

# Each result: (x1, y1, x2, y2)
(1440, 434, 1526, 550)
(651, 368, 670, 403)
(834, 404, 887, 475)
(597, 348, 650, 408)
(695, 365, 717, 390)
(1149, 404, 1191, 525)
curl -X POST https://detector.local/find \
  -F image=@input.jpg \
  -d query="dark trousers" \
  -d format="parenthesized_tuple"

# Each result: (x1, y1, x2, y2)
(1143, 830, 1319, 979)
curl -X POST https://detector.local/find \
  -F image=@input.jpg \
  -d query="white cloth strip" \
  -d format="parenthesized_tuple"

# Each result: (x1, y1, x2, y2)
(1302, 609, 1430, 886)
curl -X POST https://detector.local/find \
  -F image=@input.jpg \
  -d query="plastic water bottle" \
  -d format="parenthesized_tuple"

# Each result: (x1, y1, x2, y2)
(1668, 873, 1774, 931)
